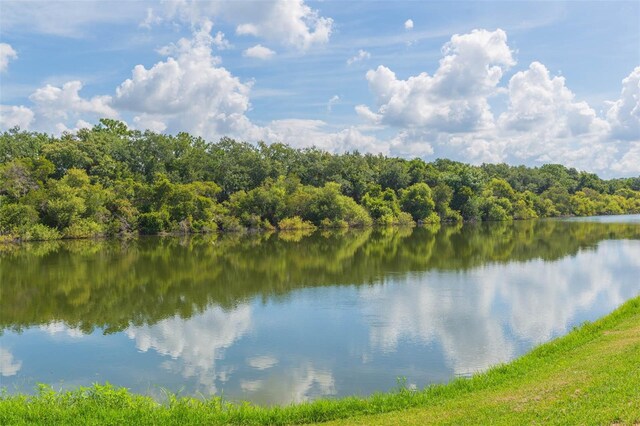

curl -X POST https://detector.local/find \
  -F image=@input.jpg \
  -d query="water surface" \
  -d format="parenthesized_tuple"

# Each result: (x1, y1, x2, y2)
(1, 216, 639, 405)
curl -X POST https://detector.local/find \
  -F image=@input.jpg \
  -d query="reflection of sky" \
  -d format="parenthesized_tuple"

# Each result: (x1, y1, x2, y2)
(0, 348, 22, 377)
(1, 240, 639, 404)
(359, 240, 640, 376)
(125, 305, 252, 394)
(562, 214, 640, 223)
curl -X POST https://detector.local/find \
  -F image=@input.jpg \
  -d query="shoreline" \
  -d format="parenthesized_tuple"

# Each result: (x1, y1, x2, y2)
(2, 213, 640, 245)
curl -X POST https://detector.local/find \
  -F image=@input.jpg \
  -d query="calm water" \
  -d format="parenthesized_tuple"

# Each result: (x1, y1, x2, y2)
(1, 216, 640, 405)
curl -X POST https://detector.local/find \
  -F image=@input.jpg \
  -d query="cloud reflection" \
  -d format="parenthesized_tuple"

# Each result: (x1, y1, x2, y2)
(360, 240, 640, 375)
(39, 321, 84, 338)
(125, 304, 252, 393)
(0, 347, 22, 377)
(240, 362, 336, 405)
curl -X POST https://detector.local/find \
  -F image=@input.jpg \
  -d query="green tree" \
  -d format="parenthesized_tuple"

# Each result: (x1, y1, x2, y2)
(400, 183, 436, 222)
(362, 184, 401, 223)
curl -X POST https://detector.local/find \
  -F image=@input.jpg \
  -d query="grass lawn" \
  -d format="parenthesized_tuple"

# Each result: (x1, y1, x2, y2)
(2, 296, 639, 425)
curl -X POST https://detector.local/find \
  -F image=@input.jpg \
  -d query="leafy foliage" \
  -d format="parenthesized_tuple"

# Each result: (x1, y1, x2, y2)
(1, 120, 639, 240)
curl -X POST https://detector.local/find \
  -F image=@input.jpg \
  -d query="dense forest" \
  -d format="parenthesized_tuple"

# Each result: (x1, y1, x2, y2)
(1, 119, 639, 241)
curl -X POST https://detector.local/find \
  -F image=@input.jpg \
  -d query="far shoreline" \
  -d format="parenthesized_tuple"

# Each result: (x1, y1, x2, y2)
(3, 213, 640, 245)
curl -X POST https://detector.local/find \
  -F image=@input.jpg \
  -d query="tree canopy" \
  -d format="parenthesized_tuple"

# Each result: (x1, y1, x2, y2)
(1, 120, 639, 241)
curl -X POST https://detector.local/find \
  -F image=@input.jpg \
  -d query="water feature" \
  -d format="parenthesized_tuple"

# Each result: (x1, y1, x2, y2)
(1, 216, 639, 405)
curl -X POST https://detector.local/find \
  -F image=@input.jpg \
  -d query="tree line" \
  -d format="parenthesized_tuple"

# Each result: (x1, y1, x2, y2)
(1, 119, 639, 241)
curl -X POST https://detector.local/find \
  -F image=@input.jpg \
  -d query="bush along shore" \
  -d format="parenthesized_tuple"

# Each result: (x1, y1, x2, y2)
(1, 119, 640, 242)
(1, 296, 639, 425)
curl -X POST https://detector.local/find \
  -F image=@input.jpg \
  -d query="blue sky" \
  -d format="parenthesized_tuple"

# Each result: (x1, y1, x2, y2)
(0, 1, 639, 177)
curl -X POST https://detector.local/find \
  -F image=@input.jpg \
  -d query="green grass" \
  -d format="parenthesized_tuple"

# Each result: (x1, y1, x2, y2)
(2, 296, 640, 425)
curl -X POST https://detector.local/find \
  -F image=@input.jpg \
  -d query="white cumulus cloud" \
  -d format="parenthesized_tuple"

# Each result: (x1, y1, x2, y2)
(358, 29, 514, 132)
(354, 28, 639, 177)
(612, 141, 640, 174)
(212, 31, 232, 50)
(243, 44, 276, 60)
(2, 21, 637, 177)
(499, 61, 608, 136)
(388, 130, 434, 159)
(232, 0, 333, 50)
(161, 0, 333, 51)
(2, 1, 333, 51)
(347, 49, 370, 65)
(259, 119, 384, 154)
(606, 66, 640, 141)
(27, 80, 117, 132)
(29, 81, 116, 119)
(493, 61, 612, 169)
(0, 43, 17, 72)
(132, 114, 168, 133)
(54, 119, 95, 134)
(0, 105, 35, 130)
(114, 19, 254, 139)
(404, 19, 414, 30)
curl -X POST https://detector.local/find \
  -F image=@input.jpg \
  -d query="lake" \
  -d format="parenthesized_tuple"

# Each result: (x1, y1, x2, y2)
(1, 216, 639, 405)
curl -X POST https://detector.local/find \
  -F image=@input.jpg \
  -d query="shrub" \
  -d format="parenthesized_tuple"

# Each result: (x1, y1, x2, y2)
(137, 210, 171, 234)
(420, 212, 441, 225)
(63, 219, 104, 239)
(460, 195, 482, 221)
(216, 215, 245, 232)
(0, 203, 39, 231)
(0, 234, 18, 244)
(320, 218, 349, 228)
(278, 216, 316, 230)
(239, 213, 275, 230)
(340, 198, 373, 227)
(375, 214, 396, 226)
(486, 204, 511, 221)
(261, 219, 276, 231)
(396, 212, 416, 226)
(278, 228, 314, 242)
(191, 219, 218, 233)
(19, 224, 61, 241)
(513, 199, 538, 220)
(376, 212, 415, 226)
(442, 208, 463, 222)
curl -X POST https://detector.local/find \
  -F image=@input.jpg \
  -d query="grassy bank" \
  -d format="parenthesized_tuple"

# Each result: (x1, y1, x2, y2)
(2, 297, 639, 425)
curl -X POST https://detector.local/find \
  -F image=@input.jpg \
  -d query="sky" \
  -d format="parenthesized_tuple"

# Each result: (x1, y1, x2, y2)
(0, 0, 639, 177)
